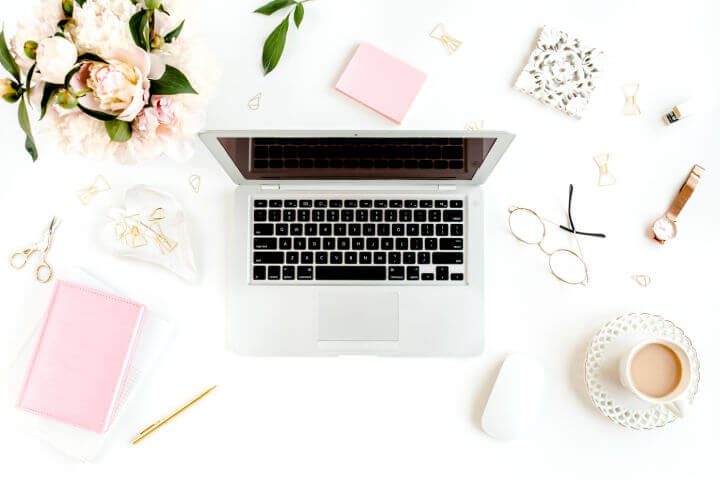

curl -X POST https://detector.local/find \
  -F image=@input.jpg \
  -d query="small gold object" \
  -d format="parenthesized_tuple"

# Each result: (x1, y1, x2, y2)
(465, 121, 484, 130)
(149, 207, 166, 221)
(429, 23, 462, 54)
(10, 217, 59, 284)
(188, 174, 201, 194)
(77, 175, 111, 205)
(593, 153, 616, 187)
(622, 83, 640, 116)
(650, 164, 704, 244)
(248, 92, 261, 110)
(631, 274, 652, 287)
(131, 385, 217, 445)
(115, 210, 178, 254)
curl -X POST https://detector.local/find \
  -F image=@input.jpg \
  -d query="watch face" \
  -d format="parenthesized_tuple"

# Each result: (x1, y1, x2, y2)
(653, 216, 677, 241)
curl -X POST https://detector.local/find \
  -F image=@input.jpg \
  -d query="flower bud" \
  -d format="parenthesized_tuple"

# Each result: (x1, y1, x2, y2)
(150, 34, 164, 50)
(0, 78, 20, 103)
(62, 0, 74, 17)
(55, 89, 78, 109)
(144, 0, 161, 9)
(23, 40, 38, 60)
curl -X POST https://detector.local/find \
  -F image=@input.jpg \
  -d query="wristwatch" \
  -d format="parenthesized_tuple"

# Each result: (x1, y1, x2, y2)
(651, 164, 704, 244)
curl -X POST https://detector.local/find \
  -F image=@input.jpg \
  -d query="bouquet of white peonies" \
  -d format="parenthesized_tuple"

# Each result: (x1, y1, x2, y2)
(1, 0, 217, 162)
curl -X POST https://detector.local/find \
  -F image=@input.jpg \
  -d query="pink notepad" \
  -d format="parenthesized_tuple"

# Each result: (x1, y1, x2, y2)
(335, 43, 427, 124)
(17, 280, 145, 433)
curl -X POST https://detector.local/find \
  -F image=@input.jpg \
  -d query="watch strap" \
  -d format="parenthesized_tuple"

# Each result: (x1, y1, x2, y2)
(667, 164, 704, 221)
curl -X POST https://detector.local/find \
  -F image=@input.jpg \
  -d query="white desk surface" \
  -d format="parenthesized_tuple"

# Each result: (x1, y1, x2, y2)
(1, 0, 719, 478)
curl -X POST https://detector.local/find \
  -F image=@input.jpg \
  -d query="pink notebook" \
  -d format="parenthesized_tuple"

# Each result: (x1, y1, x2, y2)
(17, 280, 145, 433)
(335, 43, 427, 124)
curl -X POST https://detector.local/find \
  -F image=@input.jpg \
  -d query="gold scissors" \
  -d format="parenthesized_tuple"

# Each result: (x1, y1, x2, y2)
(10, 217, 59, 283)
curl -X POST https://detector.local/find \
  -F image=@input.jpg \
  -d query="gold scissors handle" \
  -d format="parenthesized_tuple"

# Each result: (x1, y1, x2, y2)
(10, 248, 37, 270)
(35, 255, 53, 283)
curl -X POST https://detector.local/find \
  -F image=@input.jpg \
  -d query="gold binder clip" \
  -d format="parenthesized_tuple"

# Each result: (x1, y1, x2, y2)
(429, 23, 462, 55)
(188, 174, 201, 194)
(248, 93, 261, 111)
(593, 153, 616, 187)
(77, 175, 111, 205)
(631, 274, 652, 287)
(623, 83, 641, 116)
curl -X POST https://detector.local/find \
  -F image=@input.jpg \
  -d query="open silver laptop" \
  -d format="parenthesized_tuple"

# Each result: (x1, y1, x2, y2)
(200, 130, 514, 356)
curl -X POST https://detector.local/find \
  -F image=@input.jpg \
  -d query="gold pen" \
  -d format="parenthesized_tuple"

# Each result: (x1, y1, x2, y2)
(131, 385, 217, 445)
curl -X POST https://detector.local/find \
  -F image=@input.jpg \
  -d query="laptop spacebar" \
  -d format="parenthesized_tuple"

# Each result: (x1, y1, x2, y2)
(315, 266, 386, 280)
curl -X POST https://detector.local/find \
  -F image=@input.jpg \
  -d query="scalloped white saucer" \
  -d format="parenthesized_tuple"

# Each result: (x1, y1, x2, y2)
(584, 313, 700, 430)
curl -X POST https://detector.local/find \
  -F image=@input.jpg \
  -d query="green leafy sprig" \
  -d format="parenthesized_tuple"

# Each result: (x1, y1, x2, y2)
(254, 0, 311, 75)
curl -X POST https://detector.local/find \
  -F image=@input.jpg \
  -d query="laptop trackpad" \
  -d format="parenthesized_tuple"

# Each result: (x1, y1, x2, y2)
(318, 292, 399, 341)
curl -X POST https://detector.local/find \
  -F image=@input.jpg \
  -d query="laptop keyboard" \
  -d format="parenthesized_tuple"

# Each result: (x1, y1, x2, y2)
(251, 197, 466, 284)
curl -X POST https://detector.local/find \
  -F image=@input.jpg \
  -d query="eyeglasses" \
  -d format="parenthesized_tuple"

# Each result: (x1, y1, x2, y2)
(508, 185, 605, 286)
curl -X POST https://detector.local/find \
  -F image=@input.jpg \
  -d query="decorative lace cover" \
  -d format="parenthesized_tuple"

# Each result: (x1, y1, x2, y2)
(584, 313, 700, 430)
(514, 26, 603, 118)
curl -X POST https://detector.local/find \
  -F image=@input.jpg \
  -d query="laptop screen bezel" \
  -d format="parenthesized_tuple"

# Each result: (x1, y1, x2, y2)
(198, 130, 515, 186)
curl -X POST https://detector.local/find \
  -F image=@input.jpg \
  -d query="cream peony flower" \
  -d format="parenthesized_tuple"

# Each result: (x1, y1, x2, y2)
(69, 0, 139, 58)
(36, 36, 78, 84)
(71, 46, 151, 121)
(10, 0, 64, 74)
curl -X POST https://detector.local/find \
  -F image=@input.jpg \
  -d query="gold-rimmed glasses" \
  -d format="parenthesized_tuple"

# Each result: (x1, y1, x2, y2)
(508, 206, 589, 286)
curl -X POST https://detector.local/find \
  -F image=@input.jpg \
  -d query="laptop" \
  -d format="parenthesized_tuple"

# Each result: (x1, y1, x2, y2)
(200, 130, 514, 356)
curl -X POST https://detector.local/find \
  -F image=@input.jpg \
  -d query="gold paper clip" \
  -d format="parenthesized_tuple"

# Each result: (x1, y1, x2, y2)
(149, 207, 166, 221)
(77, 175, 111, 205)
(631, 274, 651, 287)
(593, 153, 616, 187)
(189, 174, 201, 194)
(146, 222, 178, 254)
(429, 23, 462, 55)
(248, 93, 261, 111)
(623, 83, 641, 116)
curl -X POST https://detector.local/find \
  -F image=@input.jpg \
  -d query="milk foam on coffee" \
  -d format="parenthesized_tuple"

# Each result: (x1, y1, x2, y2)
(630, 343, 682, 398)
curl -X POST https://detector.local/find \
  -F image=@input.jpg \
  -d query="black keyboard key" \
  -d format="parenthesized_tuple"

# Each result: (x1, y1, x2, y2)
(381, 238, 393, 250)
(327, 210, 340, 222)
(418, 252, 430, 264)
(316, 266, 386, 280)
(253, 266, 266, 280)
(410, 238, 423, 250)
(341, 210, 354, 222)
(283, 210, 296, 222)
(450, 200, 463, 208)
(268, 209, 281, 221)
(282, 266, 295, 280)
(385, 210, 397, 222)
(269, 199, 282, 208)
(319, 224, 332, 236)
(254, 199, 268, 208)
(312, 210, 325, 222)
(451, 273, 464, 281)
(300, 199, 312, 208)
(314, 199, 327, 208)
(403, 252, 416, 264)
(363, 224, 376, 236)
(389, 252, 401, 264)
(436, 266, 449, 280)
(421, 224, 434, 236)
(286, 252, 299, 264)
(373, 252, 387, 264)
(356, 210, 368, 222)
(370, 210, 383, 222)
(254, 224, 273, 236)
(329, 199, 342, 208)
(434, 200, 448, 208)
(429, 210, 441, 222)
(360, 252, 371, 264)
(407, 224, 419, 236)
(349, 224, 361, 236)
(367, 238, 379, 250)
(432, 252, 463, 264)
(378, 224, 390, 236)
(316, 252, 328, 264)
(440, 238, 463, 250)
(293, 238, 306, 250)
(374, 200, 388, 208)
(413, 210, 427, 222)
(290, 224, 303, 235)
(254, 252, 283, 264)
(436, 224, 448, 236)
(253, 238, 277, 250)
(304, 224, 317, 236)
(344, 252, 357, 264)
(420, 200, 433, 208)
(298, 209, 310, 222)
(343, 199, 357, 208)
(360, 200, 372, 208)
(352, 238, 364, 250)
(399, 210, 412, 222)
(451, 224, 463, 236)
(404, 200, 418, 208)
(323, 238, 336, 250)
(392, 224, 405, 236)
(421, 273, 434, 280)
(396, 238, 408, 250)
(284, 200, 297, 208)
(407, 266, 420, 280)
(308, 237, 321, 250)
(390, 200, 403, 208)
(330, 252, 342, 264)
(301, 252, 313, 264)
(254, 210, 267, 221)
(333, 224, 346, 236)
(388, 266, 404, 280)
(279, 237, 291, 250)
(425, 238, 437, 250)
(338, 238, 350, 250)
(267, 265, 281, 280)
(297, 266, 313, 280)
(443, 210, 463, 222)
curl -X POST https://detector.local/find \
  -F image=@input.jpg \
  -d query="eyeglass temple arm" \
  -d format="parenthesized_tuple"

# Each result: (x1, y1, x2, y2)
(561, 184, 607, 238)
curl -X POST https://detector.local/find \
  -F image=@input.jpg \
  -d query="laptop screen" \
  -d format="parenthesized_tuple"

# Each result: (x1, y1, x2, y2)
(217, 136, 497, 180)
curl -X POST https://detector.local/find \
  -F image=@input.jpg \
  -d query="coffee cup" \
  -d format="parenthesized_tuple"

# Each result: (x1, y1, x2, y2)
(618, 339, 691, 417)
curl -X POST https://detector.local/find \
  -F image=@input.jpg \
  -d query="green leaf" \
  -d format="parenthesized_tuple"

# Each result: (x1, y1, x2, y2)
(77, 0, 86, 6)
(149, 65, 197, 95)
(18, 97, 38, 161)
(129, 9, 151, 51)
(261, 15, 289, 75)
(0, 29, 20, 82)
(25, 63, 35, 101)
(57, 19, 72, 31)
(77, 52, 107, 63)
(78, 103, 118, 121)
(293, 3, 304, 27)
(163, 19, 184, 43)
(62, 0, 74, 17)
(40, 83, 62, 119)
(254, 0, 295, 15)
(104, 119, 132, 142)
(158, 4, 170, 15)
(64, 64, 81, 89)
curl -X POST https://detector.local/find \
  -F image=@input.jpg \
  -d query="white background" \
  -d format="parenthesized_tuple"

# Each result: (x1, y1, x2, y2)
(1, 0, 719, 478)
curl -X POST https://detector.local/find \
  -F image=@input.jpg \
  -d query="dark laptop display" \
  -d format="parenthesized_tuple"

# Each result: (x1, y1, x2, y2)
(218, 136, 497, 180)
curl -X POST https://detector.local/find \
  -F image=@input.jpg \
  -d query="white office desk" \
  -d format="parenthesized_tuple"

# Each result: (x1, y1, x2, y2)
(0, 0, 718, 477)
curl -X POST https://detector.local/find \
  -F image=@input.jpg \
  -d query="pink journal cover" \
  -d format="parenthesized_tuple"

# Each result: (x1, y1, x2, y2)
(335, 43, 427, 124)
(17, 280, 145, 433)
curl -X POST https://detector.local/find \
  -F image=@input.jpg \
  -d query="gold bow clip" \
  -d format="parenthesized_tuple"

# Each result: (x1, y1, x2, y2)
(429, 23, 462, 55)
(623, 83, 640, 116)
(77, 175, 111, 205)
(593, 153, 616, 187)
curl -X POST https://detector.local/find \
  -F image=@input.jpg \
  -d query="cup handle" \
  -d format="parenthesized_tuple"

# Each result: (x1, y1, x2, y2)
(665, 398, 688, 418)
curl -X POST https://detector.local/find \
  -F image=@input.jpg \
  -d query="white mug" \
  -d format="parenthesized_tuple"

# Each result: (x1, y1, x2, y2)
(618, 339, 692, 417)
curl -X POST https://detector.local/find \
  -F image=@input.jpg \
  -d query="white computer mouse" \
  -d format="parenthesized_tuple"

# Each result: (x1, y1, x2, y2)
(481, 353, 546, 441)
